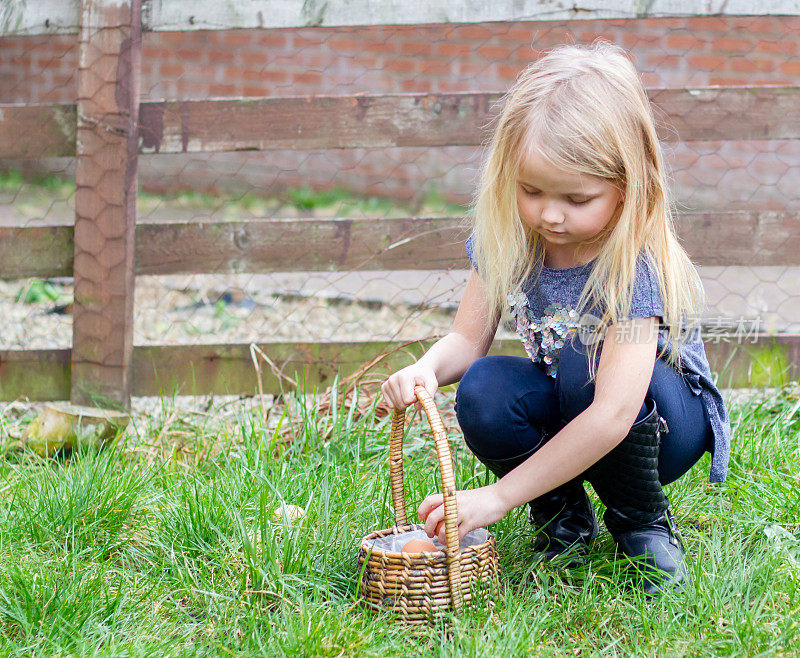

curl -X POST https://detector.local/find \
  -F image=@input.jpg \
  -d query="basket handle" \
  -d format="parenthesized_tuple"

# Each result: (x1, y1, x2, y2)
(389, 385, 463, 611)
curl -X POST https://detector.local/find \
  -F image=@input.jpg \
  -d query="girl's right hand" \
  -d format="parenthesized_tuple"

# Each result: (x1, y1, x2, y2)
(380, 363, 438, 410)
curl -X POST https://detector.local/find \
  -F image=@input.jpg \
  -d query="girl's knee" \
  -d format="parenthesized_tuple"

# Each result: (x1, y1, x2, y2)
(456, 355, 554, 459)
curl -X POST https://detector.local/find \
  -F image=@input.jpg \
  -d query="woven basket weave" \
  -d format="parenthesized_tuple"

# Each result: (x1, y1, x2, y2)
(357, 385, 499, 622)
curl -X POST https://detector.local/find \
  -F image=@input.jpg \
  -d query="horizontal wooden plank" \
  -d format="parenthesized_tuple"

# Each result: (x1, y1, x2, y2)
(678, 210, 800, 267)
(2, 87, 798, 158)
(3, 211, 800, 280)
(648, 86, 800, 142)
(4, 0, 800, 36)
(0, 349, 71, 401)
(2, 335, 800, 400)
(0, 104, 77, 158)
(131, 340, 433, 397)
(0, 226, 74, 278)
(134, 216, 471, 274)
(135, 94, 502, 152)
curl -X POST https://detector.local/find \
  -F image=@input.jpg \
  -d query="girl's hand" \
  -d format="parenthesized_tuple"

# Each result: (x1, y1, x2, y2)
(380, 363, 438, 410)
(418, 485, 508, 543)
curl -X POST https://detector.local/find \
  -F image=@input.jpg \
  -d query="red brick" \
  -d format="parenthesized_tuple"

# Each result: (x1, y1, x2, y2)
(270, 55, 295, 68)
(713, 37, 753, 53)
(709, 77, 748, 86)
(779, 60, 800, 75)
(728, 58, 758, 73)
(688, 55, 726, 71)
(747, 78, 792, 85)
(638, 17, 670, 30)
(364, 40, 397, 54)
(242, 85, 266, 96)
(436, 42, 472, 57)
(666, 33, 707, 50)
(756, 39, 798, 55)
(459, 62, 490, 76)
(145, 47, 177, 60)
(641, 72, 660, 87)
(160, 63, 184, 77)
(512, 45, 539, 63)
(647, 54, 680, 68)
(195, 64, 219, 80)
(400, 80, 424, 92)
(453, 25, 492, 40)
(478, 44, 513, 60)
(293, 71, 322, 84)
(259, 33, 288, 48)
(222, 31, 252, 47)
(257, 70, 289, 83)
(241, 52, 269, 66)
(497, 64, 520, 80)
(239, 68, 263, 80)
(439, 80, 471, 92)
(384, 58, 416, 73)
(734, 57, 775, 73)
(507, 26, 537, 44)
(159, 32, 186, 45)
(294, 34, 325, 48)
(12, 54, 32, 67)
(207, 49, 235, 64)
(306, 54, 332, 68)
(209, 83, 236, 96)
(176, 48, 203, 60)
(417, 60, 449, 75)
(399, 40, 432, 56)
(741, 16, 788, 36)
(351, 56, 378, 69)
(622, 32, 660, 48)
(328, 37, 361, 52)
(684, 16, 729, 32)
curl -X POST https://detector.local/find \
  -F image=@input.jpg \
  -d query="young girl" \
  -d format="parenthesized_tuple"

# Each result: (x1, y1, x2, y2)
(381, 41, 730, 596)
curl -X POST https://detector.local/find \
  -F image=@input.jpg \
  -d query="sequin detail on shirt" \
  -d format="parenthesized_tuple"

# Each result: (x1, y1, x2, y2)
(507, 294, 585, 378)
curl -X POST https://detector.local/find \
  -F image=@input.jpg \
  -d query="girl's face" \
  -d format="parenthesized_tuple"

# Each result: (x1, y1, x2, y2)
(516, 148, 623, 268)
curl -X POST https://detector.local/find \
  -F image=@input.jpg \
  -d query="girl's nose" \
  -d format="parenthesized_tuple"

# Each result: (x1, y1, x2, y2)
(541, 202, 564, 224)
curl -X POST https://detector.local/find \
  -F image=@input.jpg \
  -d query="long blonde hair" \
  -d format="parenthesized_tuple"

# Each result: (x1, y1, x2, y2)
(471, 40, 704, 373)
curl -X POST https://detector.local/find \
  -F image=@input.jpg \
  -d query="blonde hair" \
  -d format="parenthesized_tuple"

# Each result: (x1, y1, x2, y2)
(471, 40, 704, 374)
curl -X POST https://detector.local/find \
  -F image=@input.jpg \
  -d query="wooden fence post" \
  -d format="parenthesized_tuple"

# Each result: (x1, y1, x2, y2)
(71, 0, 141, 409)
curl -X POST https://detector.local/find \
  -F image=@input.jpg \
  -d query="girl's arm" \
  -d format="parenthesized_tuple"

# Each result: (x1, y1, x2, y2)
(381, 270, 499, 409)
(419, 316, 659, 541)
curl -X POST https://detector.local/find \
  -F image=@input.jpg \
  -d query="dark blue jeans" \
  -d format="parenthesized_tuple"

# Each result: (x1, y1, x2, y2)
(455, 341, 713, 486)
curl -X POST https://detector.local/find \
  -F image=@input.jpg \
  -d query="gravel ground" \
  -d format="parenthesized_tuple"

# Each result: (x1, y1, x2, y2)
(0, 274, 473, 350)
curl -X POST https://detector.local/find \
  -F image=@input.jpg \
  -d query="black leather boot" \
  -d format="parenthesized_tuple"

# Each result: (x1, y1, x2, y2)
(478, 448, 598, 565)
(586, 398, 689, 597)
(528, 478, 599, 565)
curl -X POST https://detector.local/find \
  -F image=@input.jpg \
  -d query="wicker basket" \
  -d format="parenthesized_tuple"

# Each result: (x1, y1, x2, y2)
(358, 385, 499, 622)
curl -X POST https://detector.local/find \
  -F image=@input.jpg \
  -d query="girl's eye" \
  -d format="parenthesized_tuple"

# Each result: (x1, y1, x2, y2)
(569, 197, 591, 205)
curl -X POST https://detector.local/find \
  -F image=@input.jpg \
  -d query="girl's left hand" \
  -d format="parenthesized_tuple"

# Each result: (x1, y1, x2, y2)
(418, 485, 508, 543)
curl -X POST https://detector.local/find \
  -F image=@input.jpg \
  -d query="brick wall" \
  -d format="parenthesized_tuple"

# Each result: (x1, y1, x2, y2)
(1, 16, 798, 209)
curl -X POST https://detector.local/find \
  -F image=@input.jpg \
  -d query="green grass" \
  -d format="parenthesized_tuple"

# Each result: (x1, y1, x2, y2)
(0, 167, 468, 220)
(2, 387, 800, 655)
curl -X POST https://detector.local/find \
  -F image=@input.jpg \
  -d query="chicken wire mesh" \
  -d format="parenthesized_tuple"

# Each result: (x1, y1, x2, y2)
(1, 15, 798, 390)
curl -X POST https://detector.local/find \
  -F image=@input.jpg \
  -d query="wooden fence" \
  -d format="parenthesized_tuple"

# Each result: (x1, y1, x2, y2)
(1, 0, 800, 408)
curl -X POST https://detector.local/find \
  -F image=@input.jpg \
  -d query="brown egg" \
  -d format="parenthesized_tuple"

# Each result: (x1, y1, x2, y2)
(401, 538, 438, 553)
